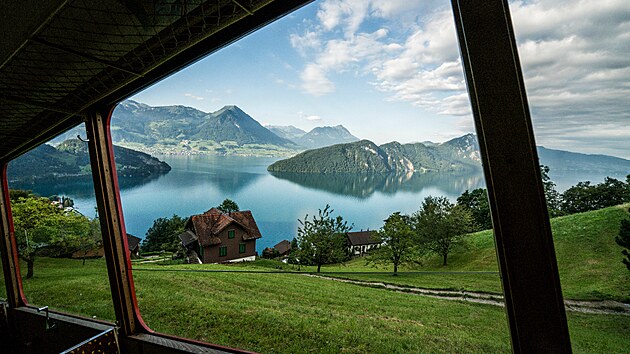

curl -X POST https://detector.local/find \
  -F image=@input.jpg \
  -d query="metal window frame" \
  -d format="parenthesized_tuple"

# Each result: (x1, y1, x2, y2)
(85, 106, 250, 353)
(451, 0, 571, 352)
(0, 0, 573, 352)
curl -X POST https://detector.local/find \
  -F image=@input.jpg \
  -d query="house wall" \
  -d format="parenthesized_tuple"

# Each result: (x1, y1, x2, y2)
(202, 226, 256, 263)
(350, 244, 379, 257)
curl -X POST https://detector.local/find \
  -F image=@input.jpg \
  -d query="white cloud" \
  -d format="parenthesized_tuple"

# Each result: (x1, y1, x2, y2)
(289, 0, 630, 157)
(289, 30, 321, 56)
(306, 115, 322, 122)
(184, 93, 204, 100)
(298, 111, 323, 122)
(301, 64, 335, 95)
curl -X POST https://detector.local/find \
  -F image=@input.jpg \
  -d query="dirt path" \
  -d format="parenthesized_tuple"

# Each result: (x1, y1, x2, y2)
(304, 274, 630, 316)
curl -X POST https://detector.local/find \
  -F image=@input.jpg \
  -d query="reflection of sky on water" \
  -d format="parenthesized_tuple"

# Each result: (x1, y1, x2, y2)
(9, 155, 627, 252)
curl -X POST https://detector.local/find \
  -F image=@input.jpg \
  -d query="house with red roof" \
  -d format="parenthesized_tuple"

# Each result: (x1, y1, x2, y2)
(179, 207, 262, 264)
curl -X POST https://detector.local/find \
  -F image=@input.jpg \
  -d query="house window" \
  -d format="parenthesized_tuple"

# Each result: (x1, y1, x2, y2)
(219, 246, 227, 257)
(228, 229, 235, 239)
(239, 243, 246, 254)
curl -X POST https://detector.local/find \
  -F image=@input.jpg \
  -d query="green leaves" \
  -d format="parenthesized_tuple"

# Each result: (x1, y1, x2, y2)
(615, 208, 630, 271)
(217, 199, 240, 213)
(11, 193, 96, 277)
(296, 205, 351, 272)
(457, 188, 491, 231)
(142, 214, 187, 253)
(368, 212, 416, 274)
(414, 196, 474, 266)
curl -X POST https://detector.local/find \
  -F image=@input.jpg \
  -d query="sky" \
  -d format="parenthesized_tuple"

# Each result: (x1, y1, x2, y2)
(132, 0, 630, 159)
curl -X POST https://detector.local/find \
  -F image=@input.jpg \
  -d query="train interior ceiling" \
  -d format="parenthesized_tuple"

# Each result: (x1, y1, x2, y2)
(0, 1, 571, 353)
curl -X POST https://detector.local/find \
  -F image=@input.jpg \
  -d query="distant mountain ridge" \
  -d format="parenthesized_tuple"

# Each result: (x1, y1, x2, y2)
(8, 138, 171, 183)
(266, 124, 359, 149)
(113, 101, 297, 148)
(268, 134, 630, 174)
(266, 125, 307, 141)
(268, 135, 481, 173)
(53, 101, 300, 156)
(53, 101, 360, 156)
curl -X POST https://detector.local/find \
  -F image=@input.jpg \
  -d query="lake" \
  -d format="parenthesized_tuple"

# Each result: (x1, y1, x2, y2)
(10, 155, 628, 252)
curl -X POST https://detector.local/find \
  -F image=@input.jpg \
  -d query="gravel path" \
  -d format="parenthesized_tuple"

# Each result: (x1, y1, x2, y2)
(304, 273, 630, 315)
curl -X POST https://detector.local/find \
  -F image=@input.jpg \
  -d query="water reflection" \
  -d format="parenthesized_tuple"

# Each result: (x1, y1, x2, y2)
(269, 171, 485, 199)
(9, 173, 167, 200)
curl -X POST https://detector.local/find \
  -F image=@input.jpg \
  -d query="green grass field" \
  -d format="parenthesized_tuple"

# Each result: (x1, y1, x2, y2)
(1, 205, 628, 352)
(298, 204, 630, 302)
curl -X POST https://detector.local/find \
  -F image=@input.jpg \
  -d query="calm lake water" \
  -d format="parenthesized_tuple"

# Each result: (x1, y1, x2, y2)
(10, 155, 628, 252)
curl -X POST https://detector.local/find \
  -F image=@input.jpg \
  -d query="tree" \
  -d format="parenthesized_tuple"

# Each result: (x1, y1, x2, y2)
(414, 196, 473, 266)
(217, 199, 239, 213)
(9, 189, 32, 201)
(561, 181, 597, 214)
(11, 194, 92, 278)
(615, 208, 630, 271)
(142, 215, 187, 253)
(286, 238, 301, 269)
(297, 205, 351, 272)
(540, 165, 563, 217)
(367, 212, 416, 275)
(262, 247, 280, 259)
(561, 177, 630, 214)
(595, 177, 630, 208)
(457, 188, 492, 231)
(74, 217, 102, 265)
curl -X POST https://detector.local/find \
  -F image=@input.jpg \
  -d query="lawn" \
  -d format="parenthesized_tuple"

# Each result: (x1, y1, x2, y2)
(285, 204, 630, 302)
(0, 204, 628, 353)
(0, 257, 626, 353)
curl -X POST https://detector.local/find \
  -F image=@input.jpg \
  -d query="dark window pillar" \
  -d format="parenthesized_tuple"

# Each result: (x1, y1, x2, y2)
(451, 0, 571, 352)
(85, 105, 141, 336)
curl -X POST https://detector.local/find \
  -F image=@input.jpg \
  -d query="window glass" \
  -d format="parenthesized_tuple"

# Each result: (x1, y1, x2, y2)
(6, 123, 114, 321)
(112, 1, 518, 351)
(509, 1, 630, 352)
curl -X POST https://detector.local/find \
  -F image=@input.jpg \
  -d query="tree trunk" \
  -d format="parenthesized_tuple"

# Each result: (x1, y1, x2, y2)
(393, 263, 398, 276)
(317, 263, 321, 273)
(443, 253, 448, 266)
(26, 258, 34, 279)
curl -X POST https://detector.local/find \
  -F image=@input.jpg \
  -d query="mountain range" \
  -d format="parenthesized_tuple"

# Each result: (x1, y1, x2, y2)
(268, 134, 630, 175)
(8, 138, 171, 184)
(268, 135, 481, 173)
(52, 101, 358, 156)
(266, 124, 359, 149)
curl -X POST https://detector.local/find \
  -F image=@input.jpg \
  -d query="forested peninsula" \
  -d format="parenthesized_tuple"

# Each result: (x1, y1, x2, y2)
(8, 139, 171, 183)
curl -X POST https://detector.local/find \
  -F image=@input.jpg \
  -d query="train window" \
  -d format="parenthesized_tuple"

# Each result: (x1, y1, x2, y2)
(105, 1, 522, 352)
(6, 123, 115, 321)
(509, 1, 630, 352)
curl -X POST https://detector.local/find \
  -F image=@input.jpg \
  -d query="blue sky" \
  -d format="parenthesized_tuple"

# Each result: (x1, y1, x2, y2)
(133, 0, 630, 158)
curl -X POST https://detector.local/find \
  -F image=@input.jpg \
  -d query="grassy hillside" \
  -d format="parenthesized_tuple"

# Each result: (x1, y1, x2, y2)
(313, 204, 630, 302)
(5, 258, 628, 353)
(1, 205, 628, 353)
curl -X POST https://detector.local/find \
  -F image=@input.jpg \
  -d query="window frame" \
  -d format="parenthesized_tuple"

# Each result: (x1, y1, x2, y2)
(219, 246, 227, 257)
(0, 1, 574, 352)
(239, 243, 246, 254)
(228, 229, 235, 239)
